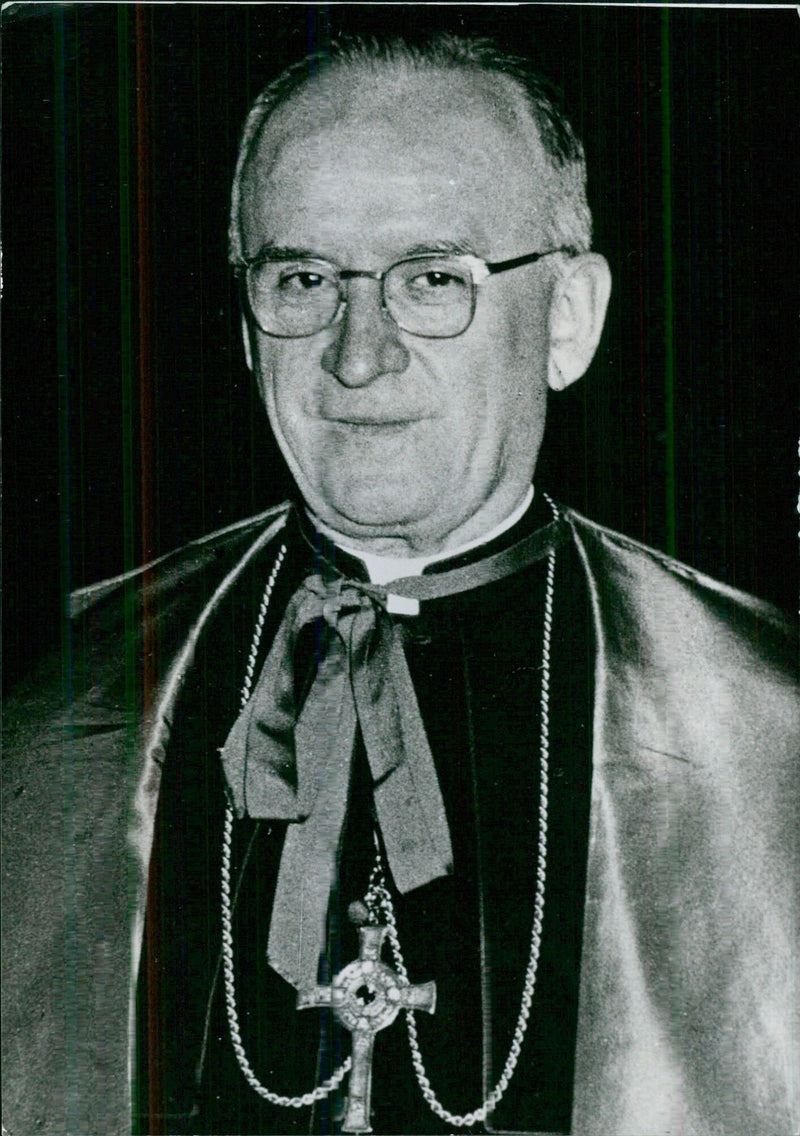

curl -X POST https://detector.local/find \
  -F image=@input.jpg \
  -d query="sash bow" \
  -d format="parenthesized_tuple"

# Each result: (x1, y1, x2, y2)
(220, 573, 453, 989)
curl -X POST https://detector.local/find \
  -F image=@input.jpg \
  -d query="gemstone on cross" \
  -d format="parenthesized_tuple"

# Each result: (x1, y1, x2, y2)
(296, 925, 436, 1133)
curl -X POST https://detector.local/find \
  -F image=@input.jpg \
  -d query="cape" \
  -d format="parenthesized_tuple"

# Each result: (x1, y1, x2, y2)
(3, 503, 798, 1136)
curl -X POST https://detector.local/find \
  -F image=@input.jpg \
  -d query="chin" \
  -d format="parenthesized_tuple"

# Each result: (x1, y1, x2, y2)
(317, 480, 437, 537)
(330, 499, 424, 535)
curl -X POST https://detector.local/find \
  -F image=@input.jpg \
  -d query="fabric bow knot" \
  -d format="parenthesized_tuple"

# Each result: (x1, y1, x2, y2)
(220, 573, 453, 990)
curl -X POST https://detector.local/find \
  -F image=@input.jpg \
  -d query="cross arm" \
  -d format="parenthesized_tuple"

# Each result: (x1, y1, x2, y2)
(296, 986, 333, 1010)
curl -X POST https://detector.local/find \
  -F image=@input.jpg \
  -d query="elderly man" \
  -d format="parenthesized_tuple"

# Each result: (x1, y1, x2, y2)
(3, 34, 798, 1136)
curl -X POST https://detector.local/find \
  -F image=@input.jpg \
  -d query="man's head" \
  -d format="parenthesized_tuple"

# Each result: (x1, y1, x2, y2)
(231, 36, 611, 554)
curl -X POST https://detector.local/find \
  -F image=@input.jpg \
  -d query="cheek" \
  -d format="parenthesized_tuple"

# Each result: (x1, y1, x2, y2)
(476, 312, 550, 466)
(495, 295, 551, 405)
(250, 347, 313, 480)
(254, 340, 315, 421)
(471, 322, 542, 414)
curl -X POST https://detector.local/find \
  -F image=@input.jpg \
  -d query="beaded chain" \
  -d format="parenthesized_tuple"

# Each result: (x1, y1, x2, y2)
(221, 498, 558, 1125)
(221, 543, 354, 1107)
(361, 536, 555, 1127)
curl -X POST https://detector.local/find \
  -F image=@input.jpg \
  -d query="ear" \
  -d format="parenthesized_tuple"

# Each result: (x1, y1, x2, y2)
(547, 253, 611, 391)
(241, 313, 254, 372)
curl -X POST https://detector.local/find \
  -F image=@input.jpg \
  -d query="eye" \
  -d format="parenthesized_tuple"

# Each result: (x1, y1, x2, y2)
(277, 269, 327, 293)
(396, 263, 471, 306)
(408, 269, 465, 292)
(415, 270, 460, 289)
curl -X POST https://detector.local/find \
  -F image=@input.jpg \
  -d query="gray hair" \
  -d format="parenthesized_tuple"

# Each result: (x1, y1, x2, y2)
(228, 34, 592, 263)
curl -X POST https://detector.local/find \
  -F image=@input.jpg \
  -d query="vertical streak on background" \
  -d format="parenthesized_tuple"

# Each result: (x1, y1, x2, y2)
(54, 9, 78, 1130)
(724, 21, 742, 593)
(308, 4, 332, 68)
(134, 7, 163, 1131)
(117, 10, 136, 705)
(660, 9, 676, 555)
(119, 8, 155, 1129)
(118, 11, 135, 584)
(193, 9, 208, 536)
(137, 5, 155, 572)
(739, 23, 754, 596)
(136, 2, 156, 727)
(634, 11, 648, 542)
(712, 21, 730, 585)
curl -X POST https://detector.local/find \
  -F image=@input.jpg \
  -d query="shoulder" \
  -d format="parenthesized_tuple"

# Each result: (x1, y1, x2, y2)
(42, 503, 295, 721)
(561, 504, 793, 630)
(70, 502, 292, 618)
(560, 506, 798, 793)
(560, 505, 797, 692)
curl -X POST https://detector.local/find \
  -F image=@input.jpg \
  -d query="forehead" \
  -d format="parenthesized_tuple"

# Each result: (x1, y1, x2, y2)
(238, 66, 554, 260)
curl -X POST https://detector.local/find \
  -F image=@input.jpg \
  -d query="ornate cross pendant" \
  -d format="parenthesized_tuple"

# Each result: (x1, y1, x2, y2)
(297, 925, 436, 1133)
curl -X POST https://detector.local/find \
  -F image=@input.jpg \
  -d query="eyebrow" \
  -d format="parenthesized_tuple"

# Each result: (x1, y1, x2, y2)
(403, 239, 478, 258)
(248, 239, 480, 266)
(250, 245, 323, 263)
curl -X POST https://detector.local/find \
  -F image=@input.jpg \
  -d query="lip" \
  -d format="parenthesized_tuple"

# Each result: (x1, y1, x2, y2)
(321, 415, 428, 431)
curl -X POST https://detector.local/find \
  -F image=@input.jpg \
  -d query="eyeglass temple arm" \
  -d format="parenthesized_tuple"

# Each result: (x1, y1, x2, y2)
(485, 247, 577, 276)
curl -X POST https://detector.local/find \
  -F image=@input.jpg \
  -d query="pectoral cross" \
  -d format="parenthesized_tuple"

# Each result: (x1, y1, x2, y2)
(297, 925, 436, 1133)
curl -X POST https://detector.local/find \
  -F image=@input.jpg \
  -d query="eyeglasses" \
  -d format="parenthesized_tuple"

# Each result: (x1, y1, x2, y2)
(234, 247, 574, 339)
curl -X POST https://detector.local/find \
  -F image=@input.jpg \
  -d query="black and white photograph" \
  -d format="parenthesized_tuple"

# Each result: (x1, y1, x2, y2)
(3, 5, 799, 1134)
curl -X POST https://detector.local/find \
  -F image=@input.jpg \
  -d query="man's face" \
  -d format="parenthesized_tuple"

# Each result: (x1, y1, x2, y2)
(240, 69, 561, 553)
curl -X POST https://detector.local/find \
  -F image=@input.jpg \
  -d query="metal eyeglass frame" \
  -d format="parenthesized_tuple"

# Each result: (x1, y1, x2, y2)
(234, 246, 576, 339)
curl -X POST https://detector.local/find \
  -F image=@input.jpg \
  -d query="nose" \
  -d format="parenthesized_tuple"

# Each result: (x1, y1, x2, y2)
(320, 279, 410, 387)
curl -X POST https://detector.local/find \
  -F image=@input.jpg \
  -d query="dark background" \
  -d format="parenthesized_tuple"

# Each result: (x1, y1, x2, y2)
(4, 3, 799, 686)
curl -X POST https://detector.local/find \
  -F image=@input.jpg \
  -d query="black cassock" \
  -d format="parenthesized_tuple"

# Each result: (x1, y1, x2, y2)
(136, 492, 594, 1135)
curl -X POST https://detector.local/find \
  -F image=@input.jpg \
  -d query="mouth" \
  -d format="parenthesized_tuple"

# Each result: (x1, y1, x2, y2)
(322, 416, 426, 435)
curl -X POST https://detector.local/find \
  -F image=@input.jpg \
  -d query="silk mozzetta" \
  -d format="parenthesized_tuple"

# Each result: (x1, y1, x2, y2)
(2, 504, 798, 1135)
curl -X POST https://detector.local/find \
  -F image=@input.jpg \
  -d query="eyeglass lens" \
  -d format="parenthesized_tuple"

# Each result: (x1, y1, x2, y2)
(247, 255, 475, 338)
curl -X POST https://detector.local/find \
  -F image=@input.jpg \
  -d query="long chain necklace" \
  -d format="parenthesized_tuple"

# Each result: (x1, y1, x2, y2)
(221, 510, 557, 1125)
(221, 542, 352, 1108)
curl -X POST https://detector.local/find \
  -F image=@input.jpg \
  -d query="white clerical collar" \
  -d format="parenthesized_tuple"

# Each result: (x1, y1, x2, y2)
(310, 486, 535, 586)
